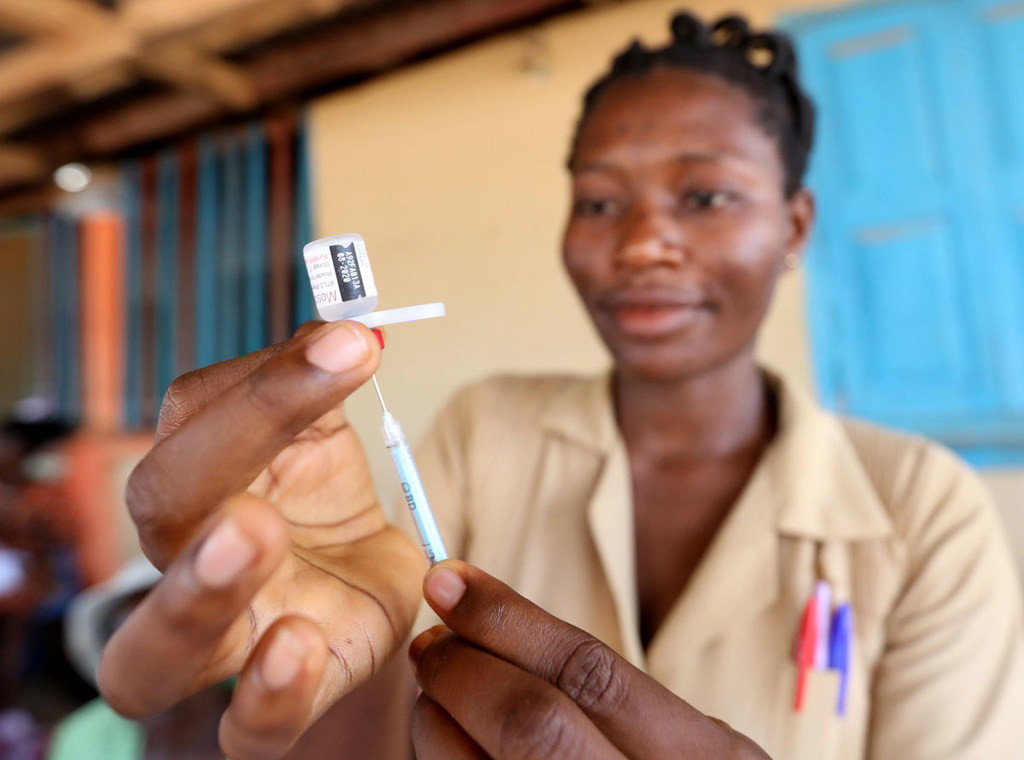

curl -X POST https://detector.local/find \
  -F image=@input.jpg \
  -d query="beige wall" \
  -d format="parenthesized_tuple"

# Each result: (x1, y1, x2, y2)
(308, 0, 1024, 578)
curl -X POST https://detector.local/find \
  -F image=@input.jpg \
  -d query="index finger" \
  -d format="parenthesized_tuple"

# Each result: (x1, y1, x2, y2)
(128, 320, 379, 567)
(420, 561, 756, 758)
(155, 321, 322, 442)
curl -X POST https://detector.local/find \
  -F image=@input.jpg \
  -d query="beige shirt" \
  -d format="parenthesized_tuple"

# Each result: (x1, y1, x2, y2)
(400, 373, 1024, 759)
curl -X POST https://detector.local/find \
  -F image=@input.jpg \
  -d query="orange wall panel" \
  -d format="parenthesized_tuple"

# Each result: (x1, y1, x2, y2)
(80, 213, 125, 431)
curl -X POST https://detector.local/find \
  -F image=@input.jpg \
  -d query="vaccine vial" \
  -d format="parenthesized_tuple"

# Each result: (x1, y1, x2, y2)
(303, 233, 378, 321)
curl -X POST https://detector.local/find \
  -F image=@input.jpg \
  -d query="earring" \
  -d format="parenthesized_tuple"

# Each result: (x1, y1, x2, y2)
(784, 253, 800, 270)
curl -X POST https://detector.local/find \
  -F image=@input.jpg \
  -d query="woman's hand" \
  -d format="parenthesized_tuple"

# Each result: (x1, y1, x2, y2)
(409, 560, 771, 760)
(98, 321, 425, 759)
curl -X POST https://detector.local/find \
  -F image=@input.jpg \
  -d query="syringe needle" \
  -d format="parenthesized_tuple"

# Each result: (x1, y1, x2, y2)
(374, 378, 448, 564)
(371, 374, 388, 413)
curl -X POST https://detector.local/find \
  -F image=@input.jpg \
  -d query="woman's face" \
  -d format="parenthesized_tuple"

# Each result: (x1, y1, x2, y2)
(563, 67, 813, 382)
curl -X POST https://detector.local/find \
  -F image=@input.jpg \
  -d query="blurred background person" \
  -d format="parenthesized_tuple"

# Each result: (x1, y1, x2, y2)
(0, 409, 87, 757)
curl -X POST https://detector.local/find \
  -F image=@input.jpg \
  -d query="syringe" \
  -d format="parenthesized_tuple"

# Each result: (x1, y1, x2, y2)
(371, 374, 448, 565)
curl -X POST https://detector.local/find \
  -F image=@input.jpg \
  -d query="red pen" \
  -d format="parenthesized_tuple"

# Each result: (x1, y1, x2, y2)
(794, 593, 819, 712)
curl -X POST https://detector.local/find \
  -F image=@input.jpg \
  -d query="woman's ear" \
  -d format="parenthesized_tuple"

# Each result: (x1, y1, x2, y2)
(784, 187, 816, 265)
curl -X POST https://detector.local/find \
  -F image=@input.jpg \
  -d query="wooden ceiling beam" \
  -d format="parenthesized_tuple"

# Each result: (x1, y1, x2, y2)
(0, 0, 584, 192)
(0, 0, 571, 121)
(75, 0, 579, 156)
(0, 0, 111, 39)
(0, 0, 361, 47)
(0, 0, 267, 111)
(0, 184, 55, 216)
(0, 0, 451, 120)
(118, 0, 350, 42)
(0, 90, 66, 135)
(65, 61, 138, 102)
(185, 0, 359, 55)
(246, 0, 580, 98)
(0, 142, 48, 184)
(0, 32, 136, 106)
(77, 93, 223, 155)
(0, 63, 136, 137)
(0, 10, 261, 114)
(139, 45, 259, 111)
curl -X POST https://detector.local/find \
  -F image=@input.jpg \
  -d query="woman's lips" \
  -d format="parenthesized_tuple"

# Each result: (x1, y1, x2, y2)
(608, 303, 709, 338)
(599, 289, 713, 339)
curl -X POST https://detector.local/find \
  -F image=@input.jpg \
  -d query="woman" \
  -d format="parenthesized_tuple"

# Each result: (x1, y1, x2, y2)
(97, 13, 1024, 760)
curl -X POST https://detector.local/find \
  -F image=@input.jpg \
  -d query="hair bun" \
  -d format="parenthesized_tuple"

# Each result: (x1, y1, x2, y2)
(670, 12, 710, 47)
(753, 33, 797, 77)
(711, 16, 751, 48)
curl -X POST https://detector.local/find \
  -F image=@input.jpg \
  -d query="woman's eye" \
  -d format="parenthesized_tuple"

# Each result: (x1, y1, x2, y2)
(574, 198, 621, 217)
(683, 190, 731, 211)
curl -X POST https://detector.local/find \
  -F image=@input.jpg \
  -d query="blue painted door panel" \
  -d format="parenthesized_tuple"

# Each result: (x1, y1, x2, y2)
(966, 0, 1024, 409)
(787, 0, 1024, 457)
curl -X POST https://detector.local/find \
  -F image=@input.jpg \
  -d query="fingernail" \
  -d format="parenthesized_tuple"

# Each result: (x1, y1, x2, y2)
(194, 518, 256, 589)
(259, 627, 307, 691)
(424, 566, 466, 613)
(408, 625, 446, 668)
(306, 322, 371, 374)
(371, 328, 385, 350)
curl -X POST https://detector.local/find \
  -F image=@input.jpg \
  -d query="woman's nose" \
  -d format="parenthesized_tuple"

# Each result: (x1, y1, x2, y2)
(616, 205, 684, 269)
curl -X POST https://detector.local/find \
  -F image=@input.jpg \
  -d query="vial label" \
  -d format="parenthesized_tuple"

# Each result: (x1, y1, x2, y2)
(306, 246, 342, 307)
(330, 243, 367, 302)
(303, 233, 377, 321)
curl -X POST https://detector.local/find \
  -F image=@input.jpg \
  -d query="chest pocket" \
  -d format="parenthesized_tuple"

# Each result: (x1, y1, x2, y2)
(766, 538, 901, 760)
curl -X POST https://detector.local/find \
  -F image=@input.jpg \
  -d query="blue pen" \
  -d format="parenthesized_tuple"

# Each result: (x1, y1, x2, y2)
(828, 603, 853, 716)
(371, 374, 449, 565)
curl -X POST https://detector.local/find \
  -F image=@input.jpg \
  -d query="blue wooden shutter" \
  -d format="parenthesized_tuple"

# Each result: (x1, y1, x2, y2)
(788, 0, 1024, 463)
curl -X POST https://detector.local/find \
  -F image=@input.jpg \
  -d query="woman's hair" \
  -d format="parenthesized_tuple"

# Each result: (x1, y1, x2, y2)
(570, 12, 816, 197)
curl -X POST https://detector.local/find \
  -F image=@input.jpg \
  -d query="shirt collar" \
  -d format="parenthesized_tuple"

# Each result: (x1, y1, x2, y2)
(535, 369, 893, 542)
(766, 372, 892, 541)
(536, 371, 617, 452)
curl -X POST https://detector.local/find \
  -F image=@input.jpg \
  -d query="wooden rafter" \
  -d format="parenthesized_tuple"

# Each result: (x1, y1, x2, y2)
(0, 0, 382, 121)
(0, 33, 137, 105)
(0, 142, 46, 183)
(247, 0, 583, 96)
(118, 0, 338, 41)
(0, 0, 110, 39)
(182, 0, 368, 55)
(66, 62, 138, 101)
(78, 94, 224, 155)
(0, 0, 261, 113)
(60, 0, 581, 157)
(139, 44, 259, 111)
(0, 91, 71, 136)
(0, 0, 591, 194)
(0, 62, 136, 137)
